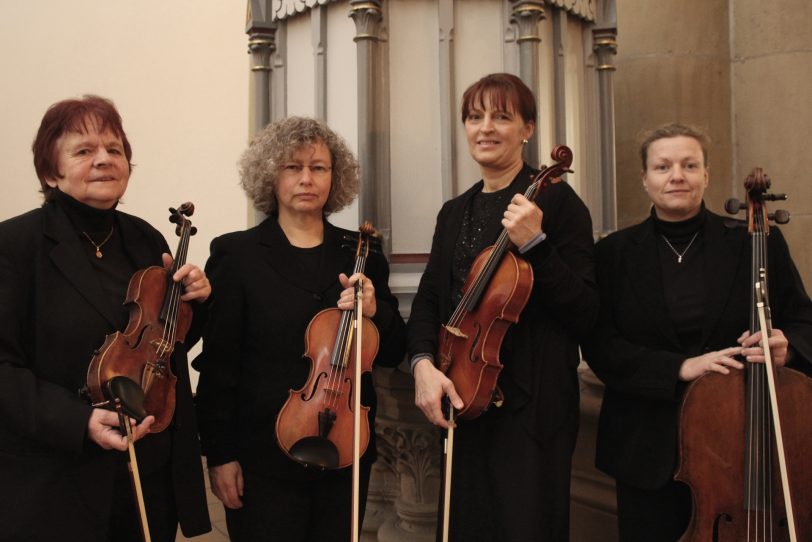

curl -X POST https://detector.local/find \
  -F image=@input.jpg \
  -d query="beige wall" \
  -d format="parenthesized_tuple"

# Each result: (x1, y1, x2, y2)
(0, 2, 251, 275)
(614, 0, 812, 287)
(0, 2, 251, 388)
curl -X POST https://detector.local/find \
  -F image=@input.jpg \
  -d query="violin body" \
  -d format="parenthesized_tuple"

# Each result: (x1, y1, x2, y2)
(677, 368, 812, 541)
(87, 265, 192, 433)
(276, 308, 379, 468)
(86, 202, 197, 434)
(437, 248, 533, 419)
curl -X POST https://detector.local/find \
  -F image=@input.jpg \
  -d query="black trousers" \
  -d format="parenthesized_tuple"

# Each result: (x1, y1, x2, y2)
(440, 405, 576, 542)
(615, 479, 691, 542)
(109, 459, 178, 542)
(225, 462, 372, 542)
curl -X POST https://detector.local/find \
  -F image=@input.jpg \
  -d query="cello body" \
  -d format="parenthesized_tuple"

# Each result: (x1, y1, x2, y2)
(677, 368, 812, 541)
(676, 168, 812, 541)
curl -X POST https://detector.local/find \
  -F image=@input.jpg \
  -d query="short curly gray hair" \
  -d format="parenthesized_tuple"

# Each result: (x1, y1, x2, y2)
(239, 116, 359, 215)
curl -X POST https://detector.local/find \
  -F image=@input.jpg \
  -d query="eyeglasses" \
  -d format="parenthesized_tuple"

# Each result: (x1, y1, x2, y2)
(280, 164, 332, 178)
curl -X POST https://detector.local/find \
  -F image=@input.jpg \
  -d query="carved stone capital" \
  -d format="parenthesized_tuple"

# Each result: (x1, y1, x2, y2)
(510, 1, 546, 43)
(349, 0, 383, 42)
(592, 26, 618, 71)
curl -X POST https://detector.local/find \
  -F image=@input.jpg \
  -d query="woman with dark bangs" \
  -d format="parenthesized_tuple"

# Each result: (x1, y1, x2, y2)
(408, 73, 598, 541)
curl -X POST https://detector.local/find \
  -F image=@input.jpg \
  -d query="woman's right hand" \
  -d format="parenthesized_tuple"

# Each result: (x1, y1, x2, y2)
(413, 358, 464, 429)
(209, 461, 244, 509)
(678, 346, 744, 381)
(87, 408, 154, 451)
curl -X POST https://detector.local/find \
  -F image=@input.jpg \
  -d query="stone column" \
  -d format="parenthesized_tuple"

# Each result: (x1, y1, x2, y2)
(349, 0, 392, 252)
(246, 0, 277, 226)
(510, 0, 546, 167)
(592, 2, 618, 234)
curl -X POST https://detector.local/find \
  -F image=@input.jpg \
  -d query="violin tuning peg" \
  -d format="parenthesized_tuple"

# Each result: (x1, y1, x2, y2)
(190, 226, 198, 235)
(724, 198, 744, 215)
(771, 210, 790, 224)
(169, 207, 177, 214)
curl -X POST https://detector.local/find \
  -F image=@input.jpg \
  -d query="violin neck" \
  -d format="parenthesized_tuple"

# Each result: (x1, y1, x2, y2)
(159, 224, 191, 332)
(330, 247, 369, 370)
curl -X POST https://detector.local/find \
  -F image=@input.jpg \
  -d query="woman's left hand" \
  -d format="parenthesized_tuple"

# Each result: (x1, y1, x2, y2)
(502, 193, 544, 248)
(163, 253, 211, 303)
(337, 272, 376, 317)
(738, 328, 790, 367)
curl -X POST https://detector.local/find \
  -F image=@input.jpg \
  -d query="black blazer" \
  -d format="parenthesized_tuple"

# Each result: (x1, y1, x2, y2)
(193, 217, 407, 479)
(584, 209, 812, 490)
(407, 165, 599, 444)
(0, 201, 210, 540)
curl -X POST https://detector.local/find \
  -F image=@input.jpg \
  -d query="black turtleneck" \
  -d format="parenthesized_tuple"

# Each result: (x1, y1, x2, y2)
(51, 189, 135, 329)
(451, 166, 528, 307)
(652, 205, 706, 354)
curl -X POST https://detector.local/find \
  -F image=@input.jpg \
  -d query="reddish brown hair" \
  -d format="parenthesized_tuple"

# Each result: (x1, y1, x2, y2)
(460, 73, 537, 125)
(32, 95, 132, 201)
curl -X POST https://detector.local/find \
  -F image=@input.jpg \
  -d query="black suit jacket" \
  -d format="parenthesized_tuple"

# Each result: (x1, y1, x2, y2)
(0, 201, 210, 540)
(584, 209, 812, 490)
(193, 216, 407, 479)
(407, 164, 599, 444)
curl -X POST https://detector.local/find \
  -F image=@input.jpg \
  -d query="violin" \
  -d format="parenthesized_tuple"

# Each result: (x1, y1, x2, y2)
(86, 202, 197, 433)
(275, 222, 380, 470)
(676, 169, 812, 541)
(436, 145, 574, 419)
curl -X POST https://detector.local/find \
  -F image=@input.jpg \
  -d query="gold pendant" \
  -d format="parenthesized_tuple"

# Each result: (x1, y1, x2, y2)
(96, 249, 103, 259)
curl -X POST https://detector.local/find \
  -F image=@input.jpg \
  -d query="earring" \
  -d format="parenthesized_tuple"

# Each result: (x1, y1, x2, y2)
(522, 139, 529, 145)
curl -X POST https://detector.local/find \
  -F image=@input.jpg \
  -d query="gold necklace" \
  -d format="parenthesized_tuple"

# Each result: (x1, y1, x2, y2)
(82, 227, 114, 259)
(661, 231, 699, 264)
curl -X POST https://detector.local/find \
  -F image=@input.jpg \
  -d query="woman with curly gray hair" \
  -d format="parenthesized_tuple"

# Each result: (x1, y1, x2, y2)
(194, 116, 406, 541)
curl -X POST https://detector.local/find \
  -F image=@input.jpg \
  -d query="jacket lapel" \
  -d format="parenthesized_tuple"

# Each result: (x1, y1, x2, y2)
(624, 219, 683, 349)
(700, 212, 746, 345)
(44, 203, 120, 328)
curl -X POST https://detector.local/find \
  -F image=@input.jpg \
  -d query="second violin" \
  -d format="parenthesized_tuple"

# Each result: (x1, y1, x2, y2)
(276, 223, 380, 470)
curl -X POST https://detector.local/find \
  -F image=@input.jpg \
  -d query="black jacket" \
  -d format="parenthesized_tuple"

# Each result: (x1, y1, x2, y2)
(407, 165, 599, 444)
(0, 200, 210, 541)
(584, 209, 812, 490)
(193, 216, 407, 478)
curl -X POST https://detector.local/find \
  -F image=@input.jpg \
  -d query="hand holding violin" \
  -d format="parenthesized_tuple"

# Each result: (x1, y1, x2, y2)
(162, 253, 211, 303)
(501, 193, 544, 248)
(87, 408, 155, 451)
(337, 272, 375, 317)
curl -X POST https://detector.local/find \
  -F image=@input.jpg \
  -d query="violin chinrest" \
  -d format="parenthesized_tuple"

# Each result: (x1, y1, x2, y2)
(105, 376, 148, 422)
(289, 436, 339, 470)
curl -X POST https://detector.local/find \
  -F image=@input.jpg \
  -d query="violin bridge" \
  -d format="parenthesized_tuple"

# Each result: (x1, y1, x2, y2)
(443, 325, 468, 339)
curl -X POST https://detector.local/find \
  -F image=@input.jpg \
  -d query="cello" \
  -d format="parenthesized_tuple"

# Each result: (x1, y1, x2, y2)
(676, 169, 812, 541)
(275, 222, 380, 471)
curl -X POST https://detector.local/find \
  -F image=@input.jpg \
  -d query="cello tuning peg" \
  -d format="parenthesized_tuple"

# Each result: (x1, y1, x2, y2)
(724, 218, 745, 229)
(765, 193, 788, 201)
(724, 198, 744, 215)
(771, 210, 790, 224)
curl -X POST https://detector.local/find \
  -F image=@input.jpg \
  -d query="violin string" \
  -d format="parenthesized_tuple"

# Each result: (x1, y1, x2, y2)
(448, 179, 540, 327)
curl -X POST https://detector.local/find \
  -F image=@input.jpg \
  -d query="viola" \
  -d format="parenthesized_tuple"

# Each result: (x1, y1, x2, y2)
(676, 169, 812, 541)
(275, 222, 380, 470)
(86, 202, 197, 433)
(436, 145, 574, 419)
